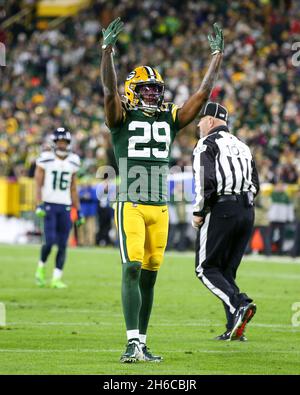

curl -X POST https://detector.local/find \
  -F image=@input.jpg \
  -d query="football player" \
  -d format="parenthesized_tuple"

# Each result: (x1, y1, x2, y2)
(34, 127, 84, 288)
(100, 17, 224, 362)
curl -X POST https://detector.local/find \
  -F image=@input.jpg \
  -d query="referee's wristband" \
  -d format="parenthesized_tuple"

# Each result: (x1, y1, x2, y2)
(102, 44, 115, 54)
(193, 211, 203, 217)
(193, 206, 210, 217)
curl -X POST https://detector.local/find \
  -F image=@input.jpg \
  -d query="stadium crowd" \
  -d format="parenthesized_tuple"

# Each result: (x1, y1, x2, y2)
(1, 0, 300, 253)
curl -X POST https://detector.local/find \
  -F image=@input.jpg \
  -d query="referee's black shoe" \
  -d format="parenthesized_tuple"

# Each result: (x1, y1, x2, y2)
(230, 303, 256, 341)
(214, 331, 247, 341)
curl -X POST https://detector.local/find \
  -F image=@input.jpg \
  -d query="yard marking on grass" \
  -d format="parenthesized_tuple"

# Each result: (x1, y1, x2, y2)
(245, 272, 300, 280)
(167, 253, 300, 264)
(6, 321, 300, 333)
(5, 303, 123, 315)
(0, 348, 299, 355)
(243, 255, 300, 264)
(1, 255, 39, 262)
(1, 244, 300, 264)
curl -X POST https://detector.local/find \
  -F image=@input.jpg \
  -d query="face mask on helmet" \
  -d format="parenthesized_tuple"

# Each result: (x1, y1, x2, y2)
(125, 66, 165, 113)
(51, 128, 71, 158)
(54, 140, 71, 158)
(135, 83, 164, 108)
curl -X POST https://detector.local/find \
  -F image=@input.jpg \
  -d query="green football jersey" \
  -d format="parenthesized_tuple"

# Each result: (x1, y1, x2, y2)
(110, 102, 180, 205)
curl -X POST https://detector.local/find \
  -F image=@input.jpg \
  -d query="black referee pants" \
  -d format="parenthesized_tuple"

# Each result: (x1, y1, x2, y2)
(195, 197, 254, 331)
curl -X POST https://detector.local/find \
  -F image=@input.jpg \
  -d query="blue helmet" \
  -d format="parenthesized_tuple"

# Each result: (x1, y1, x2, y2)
(51, 127, 72, 157)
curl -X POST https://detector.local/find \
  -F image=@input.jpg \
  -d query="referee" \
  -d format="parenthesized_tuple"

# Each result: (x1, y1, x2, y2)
(192, 102, 259, 341)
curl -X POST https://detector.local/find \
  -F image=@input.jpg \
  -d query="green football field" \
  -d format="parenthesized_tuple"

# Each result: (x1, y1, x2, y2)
(0, 244, 300, 375)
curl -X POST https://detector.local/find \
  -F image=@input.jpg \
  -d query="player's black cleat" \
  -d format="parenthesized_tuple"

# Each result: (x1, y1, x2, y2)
(214, 331, 247, 341)
(141, 344, 163, 362)
(214, 331, 231, 341)
(120, 340, 144, 363)
(230, 303, 256, 341)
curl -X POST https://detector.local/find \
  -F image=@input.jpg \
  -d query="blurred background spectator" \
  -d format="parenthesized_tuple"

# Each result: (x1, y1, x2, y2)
(78, 176, 98, 246)
(95, 179, 115, 246)
(251, 194, 272, 256)
(292, 189, 300, 257)
(268, 182, 295, 254)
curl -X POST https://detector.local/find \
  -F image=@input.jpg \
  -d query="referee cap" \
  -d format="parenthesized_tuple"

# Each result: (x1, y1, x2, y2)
(199, 102, 228, 122)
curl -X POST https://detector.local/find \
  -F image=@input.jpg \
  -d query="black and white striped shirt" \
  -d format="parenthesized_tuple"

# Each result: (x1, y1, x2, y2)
(193, 126, 259, 212)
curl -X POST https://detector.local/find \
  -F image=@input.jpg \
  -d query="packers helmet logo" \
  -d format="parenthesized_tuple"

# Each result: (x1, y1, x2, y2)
(126, 71, 136, 81)
(124, 66, 165, 112)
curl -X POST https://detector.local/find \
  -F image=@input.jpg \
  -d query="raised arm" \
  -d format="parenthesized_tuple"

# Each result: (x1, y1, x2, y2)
(177, 23, 224, 129)
(100, 17, 124, 128)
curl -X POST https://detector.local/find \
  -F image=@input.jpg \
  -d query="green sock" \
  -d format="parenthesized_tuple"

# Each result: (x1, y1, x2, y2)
(139, 269, 158, 336)
(121, 261, 142, 330)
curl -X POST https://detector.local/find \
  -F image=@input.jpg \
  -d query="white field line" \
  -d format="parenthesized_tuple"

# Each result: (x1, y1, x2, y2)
(69, 249, 300, 264)
(243, 272, 300, 280)
(166, 253, 300, 264)
(1, 262, 300, 282)
(4, 304, 123, 315)
(0, 367, 252, 376)
(6, 292, 298, 310)
(1, 256, 37, 262)
(1, 244, 300, 264)
(0, 348, 299, 355)
(6, 321, 300, 332)
(4, 289, 297, 311)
